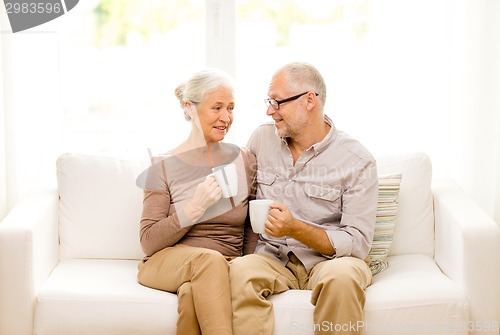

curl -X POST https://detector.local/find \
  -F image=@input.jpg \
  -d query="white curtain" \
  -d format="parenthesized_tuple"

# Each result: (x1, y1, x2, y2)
(0, 18, 62, 221)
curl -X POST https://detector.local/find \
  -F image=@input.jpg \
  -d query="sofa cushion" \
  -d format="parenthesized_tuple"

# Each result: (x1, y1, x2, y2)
(270, 254, 467, 335)
(35, 259, 178, 335)
(34, 255, 467, 335)
(57, 152, 150, 260)
(376, 153, 434, 256)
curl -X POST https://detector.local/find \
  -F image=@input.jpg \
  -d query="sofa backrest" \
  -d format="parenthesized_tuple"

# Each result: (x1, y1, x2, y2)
(56, 151, 434, 260)
(57, 152, 149, 260)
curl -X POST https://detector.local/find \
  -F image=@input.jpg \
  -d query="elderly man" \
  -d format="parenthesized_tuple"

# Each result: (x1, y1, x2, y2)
(230, 62, 378, 335)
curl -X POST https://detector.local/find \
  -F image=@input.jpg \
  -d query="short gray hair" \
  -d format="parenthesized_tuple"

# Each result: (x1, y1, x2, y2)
(274, 62, 327, 107)
(175, 68, 234, 120)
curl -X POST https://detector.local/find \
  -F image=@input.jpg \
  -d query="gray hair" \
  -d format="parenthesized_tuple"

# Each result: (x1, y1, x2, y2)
(274, 62, 327, 107)
(175, 68, 234, 120)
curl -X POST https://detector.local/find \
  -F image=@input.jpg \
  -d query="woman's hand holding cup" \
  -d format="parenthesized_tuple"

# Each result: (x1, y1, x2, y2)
(184, 175, 222, 222)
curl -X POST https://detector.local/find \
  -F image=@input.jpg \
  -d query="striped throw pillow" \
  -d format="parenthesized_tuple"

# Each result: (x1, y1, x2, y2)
(368, 173, 402, 275)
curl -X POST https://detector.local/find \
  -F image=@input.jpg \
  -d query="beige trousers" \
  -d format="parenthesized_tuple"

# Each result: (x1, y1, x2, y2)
(229, 253, 372, 335)
(138, 244, 232, 335)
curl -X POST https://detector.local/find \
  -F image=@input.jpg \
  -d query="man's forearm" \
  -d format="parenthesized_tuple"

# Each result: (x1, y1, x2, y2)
(290, 219, 335, 256)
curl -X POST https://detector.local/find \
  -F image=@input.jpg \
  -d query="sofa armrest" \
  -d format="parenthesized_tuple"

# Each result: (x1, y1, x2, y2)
(0, 183, 59, 335)
(433, 179, 500, 335)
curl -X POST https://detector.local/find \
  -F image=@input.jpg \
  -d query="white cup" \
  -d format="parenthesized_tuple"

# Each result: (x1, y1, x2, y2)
(249, 199, 273, 234)
(209, 163, 238, 198)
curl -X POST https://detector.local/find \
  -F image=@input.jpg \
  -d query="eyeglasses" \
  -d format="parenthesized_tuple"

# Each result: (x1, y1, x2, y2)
(264, 91, 319, 110)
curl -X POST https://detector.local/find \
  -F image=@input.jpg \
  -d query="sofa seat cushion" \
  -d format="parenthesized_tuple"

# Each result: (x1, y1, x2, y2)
(34, 259, 178, 335)
(270, 254, 468, 335)
(363, 254, 469, 335)
(34, 255, 468, 335)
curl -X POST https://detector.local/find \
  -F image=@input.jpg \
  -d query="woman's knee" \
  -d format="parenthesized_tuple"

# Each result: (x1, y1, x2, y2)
(191, 248, 229, 274)
(178, 281, 193, 298)
(197, 248, 226, 262)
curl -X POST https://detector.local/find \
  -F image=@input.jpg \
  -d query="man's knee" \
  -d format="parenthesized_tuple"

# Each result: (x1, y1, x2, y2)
(315, 257, 369, 288)
(229, 254, 267, 283)
(229, 255, 251, 281)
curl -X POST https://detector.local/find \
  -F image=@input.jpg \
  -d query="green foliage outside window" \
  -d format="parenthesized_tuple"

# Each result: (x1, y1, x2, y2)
(237, 0, 345, 46)
(92, 0, 368, 48)
(93, 0, 203, 47)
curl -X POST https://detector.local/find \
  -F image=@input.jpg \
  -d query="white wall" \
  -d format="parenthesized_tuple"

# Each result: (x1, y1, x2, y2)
(359, 0, 500, 224)
(447, 0, 500, 222)
(496, 110, 500, 224)
(0, 19, 6, 220)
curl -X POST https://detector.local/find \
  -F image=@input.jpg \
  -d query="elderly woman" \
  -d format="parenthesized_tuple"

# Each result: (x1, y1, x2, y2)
(137, 69, 257, 335)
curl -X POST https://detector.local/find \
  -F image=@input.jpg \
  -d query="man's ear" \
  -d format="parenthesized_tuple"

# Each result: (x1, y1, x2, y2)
(306, 92, 317, 110)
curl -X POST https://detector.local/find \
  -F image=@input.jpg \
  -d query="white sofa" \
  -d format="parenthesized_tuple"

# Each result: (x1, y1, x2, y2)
(0, 152, 499, 335)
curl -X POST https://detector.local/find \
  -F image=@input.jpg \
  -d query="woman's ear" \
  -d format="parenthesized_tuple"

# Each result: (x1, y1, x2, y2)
(184, 101, 194, 119)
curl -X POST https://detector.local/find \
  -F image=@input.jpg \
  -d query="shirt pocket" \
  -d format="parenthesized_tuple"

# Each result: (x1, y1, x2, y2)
(304, 184, 342, 213)
(256, 171, 277, 198)
(257, 170, 277, 186)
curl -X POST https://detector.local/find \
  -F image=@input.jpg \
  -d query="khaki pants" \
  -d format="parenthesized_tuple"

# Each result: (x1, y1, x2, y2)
(138, 244, 232, 335)
(229, 253, 372, 335)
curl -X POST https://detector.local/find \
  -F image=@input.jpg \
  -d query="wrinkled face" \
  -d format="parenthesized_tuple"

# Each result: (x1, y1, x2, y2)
(194, 87, 235, 143)
(266, 73, 308, 138)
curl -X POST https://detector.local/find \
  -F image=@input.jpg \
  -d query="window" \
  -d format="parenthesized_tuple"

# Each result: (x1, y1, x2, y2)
(58, 0, 206, 152)
(58, 0, 371, 151)
(232, 0, 371, 145)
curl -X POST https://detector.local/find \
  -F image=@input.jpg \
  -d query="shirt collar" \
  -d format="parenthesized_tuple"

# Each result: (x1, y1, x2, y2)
(312, 114, 336, 155)
(280, 114, 336, 155)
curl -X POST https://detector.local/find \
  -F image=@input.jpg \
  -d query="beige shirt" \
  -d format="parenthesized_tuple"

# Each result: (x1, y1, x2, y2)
(247, 116, 378, 272)
(139, 144, 257, 258)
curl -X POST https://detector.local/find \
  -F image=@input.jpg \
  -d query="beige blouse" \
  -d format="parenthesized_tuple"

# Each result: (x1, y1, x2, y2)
(139, 144, 257, 258)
